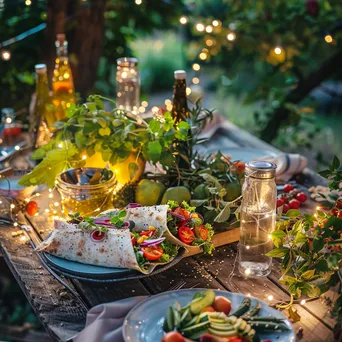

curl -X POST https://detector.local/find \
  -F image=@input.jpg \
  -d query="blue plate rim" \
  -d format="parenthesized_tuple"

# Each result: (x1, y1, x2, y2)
(122, 288, 295, 342)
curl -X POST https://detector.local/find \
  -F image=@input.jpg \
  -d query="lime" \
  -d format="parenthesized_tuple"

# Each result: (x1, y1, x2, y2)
(161, 186, 191, 204)
(224, 182, 241, 202)
(193, 184, 210, 199)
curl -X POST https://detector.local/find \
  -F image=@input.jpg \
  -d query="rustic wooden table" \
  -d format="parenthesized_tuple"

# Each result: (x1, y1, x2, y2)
(0, 121, 335, 342)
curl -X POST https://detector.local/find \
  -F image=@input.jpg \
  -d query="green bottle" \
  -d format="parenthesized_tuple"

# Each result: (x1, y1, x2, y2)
(171, 70, 189, 123)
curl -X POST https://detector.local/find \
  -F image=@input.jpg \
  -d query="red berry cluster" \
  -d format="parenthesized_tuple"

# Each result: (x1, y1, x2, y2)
(330, 200, 342, 218)
(276, 184, 307, 213)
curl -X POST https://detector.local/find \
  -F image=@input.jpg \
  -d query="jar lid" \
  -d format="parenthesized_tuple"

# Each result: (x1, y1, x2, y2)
(245, 161, 277, 179)
(1, 108, 15, 117)
(117, 57, 138, 67)
(35, 64, 47, 73)
(174, 70, 186, 80)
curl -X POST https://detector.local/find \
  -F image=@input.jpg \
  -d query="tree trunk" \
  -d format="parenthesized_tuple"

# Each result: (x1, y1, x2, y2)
(71, 0, 107, 99)
(260, 48, 342, 142)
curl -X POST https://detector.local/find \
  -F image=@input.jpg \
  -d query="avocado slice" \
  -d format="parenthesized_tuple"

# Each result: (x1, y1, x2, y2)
(189, 290, 215, 315)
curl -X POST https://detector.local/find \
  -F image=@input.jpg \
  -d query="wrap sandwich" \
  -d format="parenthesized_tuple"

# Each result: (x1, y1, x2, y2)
(36, 206, 179, 274)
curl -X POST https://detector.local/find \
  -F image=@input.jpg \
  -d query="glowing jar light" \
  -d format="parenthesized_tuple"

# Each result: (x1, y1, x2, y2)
(116, 58, 140, 112)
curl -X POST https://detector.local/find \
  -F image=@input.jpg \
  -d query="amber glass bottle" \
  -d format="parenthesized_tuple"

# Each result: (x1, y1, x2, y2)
(171, 70, 189, 123)
(52, 34, 75, 120)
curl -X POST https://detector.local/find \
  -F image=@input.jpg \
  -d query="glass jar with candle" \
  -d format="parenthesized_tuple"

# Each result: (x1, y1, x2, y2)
(56, 168, 117, 217)
(116, 57, 140, 112)
(238, 161, 277, 277)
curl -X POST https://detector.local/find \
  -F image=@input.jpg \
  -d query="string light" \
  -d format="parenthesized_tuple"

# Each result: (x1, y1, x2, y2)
(186, 87, 192, 96)
(245, 268, 251, 275)
(179, 16, 188, 25)
(13, 222, 18, 227)
(10, 204, 15, 209)
(25, 0, 31, 5)
(141, 101, 148, 107)
(135, 0, 142, 5)
(54, 202, 59, 207)
(152, 106, 159, 113)
(138, 106, 145, 113)
(247, 293, 251, 297)
(14, 145, 20, 151)
(164, 99, 172, 106)
(192, 63, 200, 71)
(300, 299, 306, 305)
(199, 52, 207, 60)
(166, 104, 173, 111)
(267, 295, 274, 301)
(36, 193, 40, 197)
(227, 32, 236, 41)
(20, 235, 27, 242)
(195, 23, 205, 32)
(1, 50, 11, 61)
(325, 35, 333, 43)
(205, 25, 213, 33)
(82, 154, 87, 160)
(212, 20, 220, 27)
(192, 77, 200, 84)
(274, 46, 283, 55)
(45, 209, 50, 213)
(5, 117, 12, 123)
(206, 39, 214, 47)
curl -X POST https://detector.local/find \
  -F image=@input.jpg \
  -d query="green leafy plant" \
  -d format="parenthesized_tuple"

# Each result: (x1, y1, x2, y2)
(19, 95, 190, 187)
(268, 156, 342, 334)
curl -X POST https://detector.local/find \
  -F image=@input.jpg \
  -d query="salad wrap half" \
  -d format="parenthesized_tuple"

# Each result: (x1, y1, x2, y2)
(36, 209, 179, 274)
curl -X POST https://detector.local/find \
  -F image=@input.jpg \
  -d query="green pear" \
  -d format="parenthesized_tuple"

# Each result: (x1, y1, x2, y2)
(135, 179, 166, 206)
(161, 186, 191, 204)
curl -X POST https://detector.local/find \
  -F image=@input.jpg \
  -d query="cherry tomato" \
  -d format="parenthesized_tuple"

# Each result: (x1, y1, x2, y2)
(283, 204, 290, 213)
(233, 161, 245, 174)
(337, 211, 342, 218)
(283, 184, 294, 193)
(213, 296, 232, 315)
(280, 196, 289, 204)
(200, 306, 216, 313)
(331, 209, 339, 216)
(195, 225, 209, 240)
(139, 231, 154, 237)
(131, 234, 137, 245)
(335, 200, 342, 209)
(142, 245, 163, 261)
(276, 198, 284, 208)
(91, 231, 105, 241)
(178, 226, 195, 244)
(289, 199, 300, 209)
(227, 338, 243, 342)
(26, 201, 39, 216)
(174, 207, 190, 219)
(162, 331, 185, 342)
(296, 192, 307, 203)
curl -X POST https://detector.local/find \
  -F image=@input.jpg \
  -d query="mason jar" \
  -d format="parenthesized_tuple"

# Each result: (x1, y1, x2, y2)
(238, 161, 277, 277)
(116, 57, 140, 113)
(56, 168, 117, 217)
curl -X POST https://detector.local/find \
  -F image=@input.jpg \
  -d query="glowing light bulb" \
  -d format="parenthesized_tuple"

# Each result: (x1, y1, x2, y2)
(164, 99, 172, 106)
(166, 104, 173, 111)
(196, 23, 205, 32)
(13, 222, 18, 227)
(245, 268, 251, 276)
(192, 77, 200, 84)
(45, 209, 50, 213)
(10, 204, 15, 209)
(48, 193, 53, 198)
(267, 295, 273, 301)
(212, 20, 220, 27)
(141, 101, 148, 107)
(192, 63, 200, 71)
(199, 52, 207, 60)
(138, 106, 145, 113)
(82, 155, 87, 160)
(5, 117, 12, 123)
(274, 46, 283, 55)
(300, 300, 306, 305)
(246, 246, 250, 250)
(135, 0, 142, 4)
(14, 146, 20, 151)
(54, 202, 59, 207)
(25, 0, 31, 5)
(247, 293, 251, 297)
(58, 143, 63, 148)
(20, 235, 27, 241)
(206, 25, 213, 33)
(325, 35, 333, 43)
(186, 87, 192, 96)
(179, 16, 188, 25)
(227, 33, 236, 41)
(152, 106, 159, 113)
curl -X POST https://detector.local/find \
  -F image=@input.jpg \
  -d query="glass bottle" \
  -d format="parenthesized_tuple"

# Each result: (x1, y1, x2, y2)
(116, 57, 140, 112)
(238, 161, 277, 277)
(33, 64, 55, 147)
(1, 108, 22, 145)
(52, 34, 75, 120)
(172, 70, 189, 123)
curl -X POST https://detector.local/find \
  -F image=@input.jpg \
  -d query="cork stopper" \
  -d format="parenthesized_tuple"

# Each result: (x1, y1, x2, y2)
(56, 33, 65, 43)
(174, 70, 187, 80)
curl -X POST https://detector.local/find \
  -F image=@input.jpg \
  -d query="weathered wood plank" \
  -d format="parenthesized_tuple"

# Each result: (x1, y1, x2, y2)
(0, 224, 86, 342)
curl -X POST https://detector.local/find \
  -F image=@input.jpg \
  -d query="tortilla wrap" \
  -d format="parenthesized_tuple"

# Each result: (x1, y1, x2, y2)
(36, 220, 171, 274)
(105, 205, 199, 251)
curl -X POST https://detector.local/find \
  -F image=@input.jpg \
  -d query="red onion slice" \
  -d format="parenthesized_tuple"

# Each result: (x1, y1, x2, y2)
(140, 237, 165, 247)
(127, 203, 142, 208)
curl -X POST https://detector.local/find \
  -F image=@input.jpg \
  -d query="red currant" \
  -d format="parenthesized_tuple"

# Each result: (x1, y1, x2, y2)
(296, 192, 307, 203)
(289, 199, 300, 209)
(331, 209, 338, 216)
(337, 211, 342, 218)
(283, 184, 294, 193)
(283, 204, 290, 213)
(276, 198, 284, 208)
(26, 201, 39, 216)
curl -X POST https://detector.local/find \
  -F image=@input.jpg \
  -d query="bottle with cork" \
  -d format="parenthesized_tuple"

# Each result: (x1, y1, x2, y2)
(171, 70, 189, 123)
(52, 33, 75, 120)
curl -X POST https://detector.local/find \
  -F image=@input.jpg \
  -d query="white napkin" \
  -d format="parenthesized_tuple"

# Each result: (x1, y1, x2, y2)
(74, 296, 146, 342)
(258, 153, 307, 183)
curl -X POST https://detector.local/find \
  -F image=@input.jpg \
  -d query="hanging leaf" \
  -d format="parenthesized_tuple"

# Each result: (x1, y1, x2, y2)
(214, 202, 231, 223)
(148, 140, 162, 163)
(128, 162, 139, 180)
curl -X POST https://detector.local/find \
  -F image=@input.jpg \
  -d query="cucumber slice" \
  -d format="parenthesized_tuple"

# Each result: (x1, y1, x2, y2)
(190, 290, 215, 315)
(208, 328, 238, 337)
(180, 308, 192, 327)
(163, 307, 174, 332)
(233, 318, 242, 330)
(227, 315, 237, 324)
(210, 323, 235, 331)
(183, 316, 198, 328)
(238, 319, 247, 332)
(180, 321, 210, 337)
(209, 318, 228, 324)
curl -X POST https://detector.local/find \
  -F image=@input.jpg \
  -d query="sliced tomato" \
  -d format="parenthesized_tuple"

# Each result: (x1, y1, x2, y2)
(178, 226, 195, 244)
(131, 234, 137, 245)
(91, 231, 105, 241)
(142, 245, 164, 261)
(195, 225, 209, 240)
(139, 231, 154, 237)
(174, 207, 190, 219)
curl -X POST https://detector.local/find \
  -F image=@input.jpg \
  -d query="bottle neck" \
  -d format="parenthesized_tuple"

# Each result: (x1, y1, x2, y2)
(173, 79, 187, 97)
(56, 44, 68, 59)
(36, 71, 49, 98)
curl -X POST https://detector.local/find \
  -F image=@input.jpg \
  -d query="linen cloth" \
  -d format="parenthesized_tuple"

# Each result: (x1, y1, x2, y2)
(74, 296, 147, 342)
